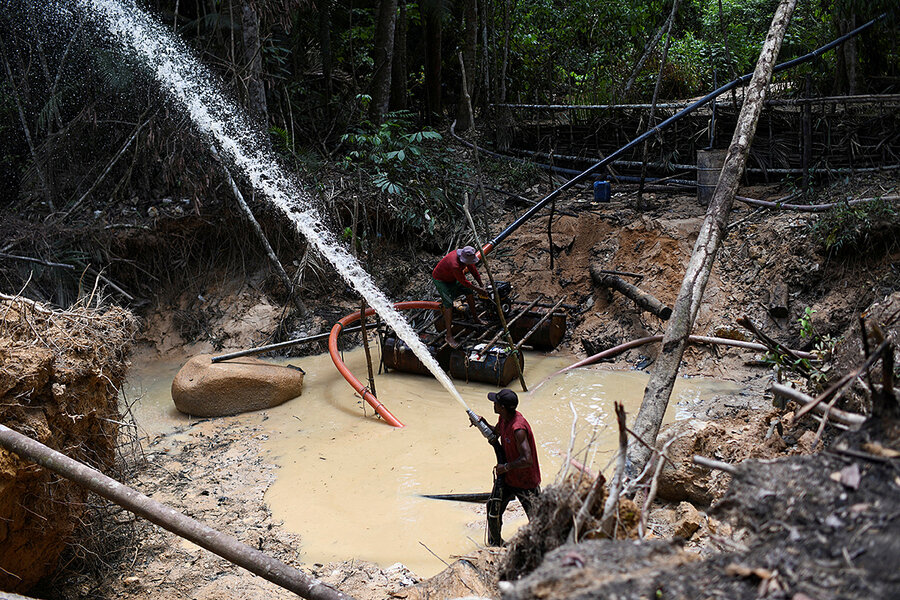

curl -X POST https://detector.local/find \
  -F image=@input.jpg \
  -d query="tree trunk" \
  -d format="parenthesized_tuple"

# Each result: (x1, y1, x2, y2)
(368, 0, 398, 123)
(637, 0, 680, 209)
(627, 0, 798, 475)
(239, 2, 267, 123)
(318, 0, 333, 101)
(455, 0, 478, 131)
(389, 0, 408, 111)
(494, 0, 515, 151)
(423, 0, 442, 121)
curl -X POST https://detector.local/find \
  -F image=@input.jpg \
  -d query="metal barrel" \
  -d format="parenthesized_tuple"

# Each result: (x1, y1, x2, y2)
(381, 336, 523, 386)
(696, 149, 728, 206)
(508, 312, 567, 349)
(381, 336, 440, 375)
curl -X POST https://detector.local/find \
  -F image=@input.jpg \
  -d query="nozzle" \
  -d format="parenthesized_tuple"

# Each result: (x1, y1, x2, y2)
(467, 409, 496, 442)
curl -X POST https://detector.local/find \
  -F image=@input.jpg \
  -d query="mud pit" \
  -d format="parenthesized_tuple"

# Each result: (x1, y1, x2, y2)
(122, 345, 740, 585)
(9, 170, 894, 599)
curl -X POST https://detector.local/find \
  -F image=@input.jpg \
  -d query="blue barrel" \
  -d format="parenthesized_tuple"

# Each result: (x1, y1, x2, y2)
(593, 180, 611, 202)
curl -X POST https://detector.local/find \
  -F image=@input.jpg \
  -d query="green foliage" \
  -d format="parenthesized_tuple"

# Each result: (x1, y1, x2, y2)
(340, 110, 467, 237)
(809, 198, 899, 256)
(765, 306, 841, 390)
(483, 155, 543, 188)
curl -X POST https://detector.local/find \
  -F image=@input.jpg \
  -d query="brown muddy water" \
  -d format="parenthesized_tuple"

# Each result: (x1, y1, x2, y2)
(125, 347, 742, 578)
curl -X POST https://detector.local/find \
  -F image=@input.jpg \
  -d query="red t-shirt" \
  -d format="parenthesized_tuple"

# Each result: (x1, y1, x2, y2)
(497, 411, 541, 489)
(432, 251, 483, 288)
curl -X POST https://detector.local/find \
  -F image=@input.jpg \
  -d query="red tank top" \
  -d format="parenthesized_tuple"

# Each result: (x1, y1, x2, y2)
(497, 412, 541, 489)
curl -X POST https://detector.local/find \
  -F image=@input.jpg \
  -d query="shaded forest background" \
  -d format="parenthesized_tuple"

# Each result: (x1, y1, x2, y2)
(0, 0, 897, 308)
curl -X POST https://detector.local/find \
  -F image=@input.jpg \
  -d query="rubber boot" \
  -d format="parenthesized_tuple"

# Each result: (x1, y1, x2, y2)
(487, 495, 504, 546)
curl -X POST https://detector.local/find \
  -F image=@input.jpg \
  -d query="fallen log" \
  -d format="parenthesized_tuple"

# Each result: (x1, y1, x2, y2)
(590, 265, 672, 320)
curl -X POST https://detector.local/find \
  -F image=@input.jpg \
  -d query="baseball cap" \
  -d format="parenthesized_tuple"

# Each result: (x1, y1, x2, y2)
(488, 388, 518, 408)
(457, 246, 479, 265)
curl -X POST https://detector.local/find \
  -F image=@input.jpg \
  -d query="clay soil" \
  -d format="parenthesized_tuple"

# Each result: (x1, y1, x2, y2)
(9, 169, 900, 599)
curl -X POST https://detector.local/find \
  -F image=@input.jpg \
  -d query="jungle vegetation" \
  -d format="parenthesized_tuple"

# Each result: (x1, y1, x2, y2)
(0, 0, 897, 287)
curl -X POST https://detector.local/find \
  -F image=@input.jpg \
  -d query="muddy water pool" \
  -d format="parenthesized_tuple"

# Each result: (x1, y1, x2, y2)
(125, 347, 742, 578)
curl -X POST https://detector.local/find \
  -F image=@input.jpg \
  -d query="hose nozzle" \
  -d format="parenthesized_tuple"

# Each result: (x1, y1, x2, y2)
(467, 409, 496, 442)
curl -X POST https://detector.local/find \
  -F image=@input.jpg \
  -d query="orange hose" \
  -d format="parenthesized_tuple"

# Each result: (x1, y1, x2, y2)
(328, 301, 442, 428)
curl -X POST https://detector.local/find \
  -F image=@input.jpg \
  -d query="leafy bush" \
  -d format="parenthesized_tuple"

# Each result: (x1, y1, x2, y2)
(809, 198, 900, 256)
(340, 110, 470, 238)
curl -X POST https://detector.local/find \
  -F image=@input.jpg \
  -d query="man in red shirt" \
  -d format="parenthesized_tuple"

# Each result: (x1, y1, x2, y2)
(482, 388, 541, 546)
(431, 246, 488, 348)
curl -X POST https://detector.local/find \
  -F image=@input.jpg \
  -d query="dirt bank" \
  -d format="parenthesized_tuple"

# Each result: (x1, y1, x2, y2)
(0, 296, 136, 592)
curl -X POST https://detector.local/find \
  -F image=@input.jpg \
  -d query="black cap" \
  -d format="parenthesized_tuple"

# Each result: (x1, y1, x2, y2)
(488, 388, 518, 409)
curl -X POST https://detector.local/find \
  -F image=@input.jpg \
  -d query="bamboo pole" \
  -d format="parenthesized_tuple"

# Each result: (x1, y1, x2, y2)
(0, 424, 355, 600)
(459, 53, 527, 392)
(628, 0, 800, 475)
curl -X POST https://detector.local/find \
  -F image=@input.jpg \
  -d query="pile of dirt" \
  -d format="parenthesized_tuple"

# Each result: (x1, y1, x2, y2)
(0, 296, 137, 592)
(502, 420, 900, 600)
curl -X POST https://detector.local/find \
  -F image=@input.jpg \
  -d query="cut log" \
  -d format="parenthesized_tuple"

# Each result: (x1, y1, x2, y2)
(768, 281, 789, 318)
(590, 265, 672, 320)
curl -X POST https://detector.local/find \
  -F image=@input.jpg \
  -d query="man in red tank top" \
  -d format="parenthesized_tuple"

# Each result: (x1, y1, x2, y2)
(481, 388, 541, 546)
(431, 246, 488, 348)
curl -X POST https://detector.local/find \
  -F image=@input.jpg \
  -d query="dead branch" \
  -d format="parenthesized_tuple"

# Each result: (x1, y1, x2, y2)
(639, 434, 682, 538)
(771, 383, 865, 426)
(212, 148, 307, 316)
(736, 194, 900, 212)
(590, 265, 672, 320)
(692, 455, 738, 475)
(598, 402, 628, 538)
(795, 340, 889, 421)
(738, 315, 810, 375)
(0, 252, 75, 270)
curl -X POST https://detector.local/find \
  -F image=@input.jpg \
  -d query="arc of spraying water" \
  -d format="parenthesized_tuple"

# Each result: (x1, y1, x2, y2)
(71, 0, 469, 411)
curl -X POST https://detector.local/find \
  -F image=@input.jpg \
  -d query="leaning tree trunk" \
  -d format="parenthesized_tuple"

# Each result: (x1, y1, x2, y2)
(627, 0, 798, 475)
(455, 0, 478, 131)
(423, 0, 442, 122)
(240, 2, 268, 123)
(368, 0, 398, 123)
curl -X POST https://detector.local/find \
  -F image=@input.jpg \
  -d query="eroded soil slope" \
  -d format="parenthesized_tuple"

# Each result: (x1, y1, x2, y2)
(0, 297, 136, 592)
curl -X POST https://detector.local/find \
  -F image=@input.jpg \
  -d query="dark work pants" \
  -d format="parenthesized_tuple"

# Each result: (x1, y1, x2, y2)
(487, 478, 540, 546)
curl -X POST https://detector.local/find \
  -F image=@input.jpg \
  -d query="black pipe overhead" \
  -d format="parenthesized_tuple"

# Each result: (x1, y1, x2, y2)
(483, 12, 888, 253)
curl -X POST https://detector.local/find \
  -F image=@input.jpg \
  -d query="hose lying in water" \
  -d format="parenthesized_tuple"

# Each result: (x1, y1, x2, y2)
(329, 300, 445, 428)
